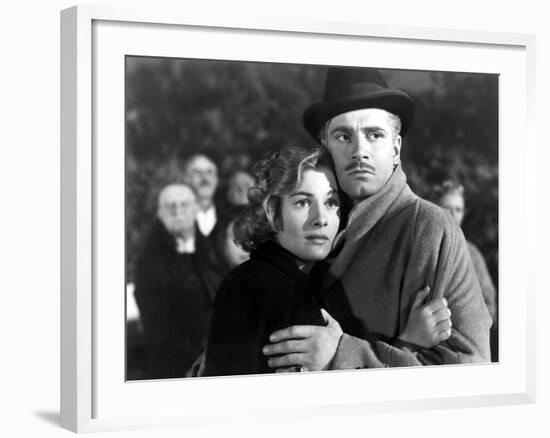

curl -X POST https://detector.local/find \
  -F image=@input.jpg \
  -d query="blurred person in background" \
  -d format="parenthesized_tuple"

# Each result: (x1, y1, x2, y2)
(216, 217, 250, 274)
(217, 167, 256, 222)
(133, 183, 223, 379)
(432, 179, 498, 360)
(212, 164, 255, 274)
(226, 169, 255, 209)
(182, 153, 220, 238)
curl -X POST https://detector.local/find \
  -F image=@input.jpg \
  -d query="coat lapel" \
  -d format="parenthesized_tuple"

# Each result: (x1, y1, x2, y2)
(327, 166, 414, 285)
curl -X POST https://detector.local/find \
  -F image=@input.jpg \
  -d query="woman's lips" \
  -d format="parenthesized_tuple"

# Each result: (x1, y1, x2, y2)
(305, 234, 330, 244)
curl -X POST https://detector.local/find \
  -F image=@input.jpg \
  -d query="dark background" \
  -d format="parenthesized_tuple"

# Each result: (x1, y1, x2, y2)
(125, 56, 498, 288)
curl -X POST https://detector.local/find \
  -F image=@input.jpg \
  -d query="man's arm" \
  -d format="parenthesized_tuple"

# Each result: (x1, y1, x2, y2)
(262, 309, 343, 372)
(330, 211, 492, 368)
(264, 210, 492, 369)
(264, 288, 452, 370)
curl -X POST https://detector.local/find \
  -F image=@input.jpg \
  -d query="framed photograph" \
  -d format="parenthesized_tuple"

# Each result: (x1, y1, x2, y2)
(61, 5, 536, 433)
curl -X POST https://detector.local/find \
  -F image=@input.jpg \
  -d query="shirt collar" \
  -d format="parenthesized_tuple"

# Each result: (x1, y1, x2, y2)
(196, 206, 217, 236)
(175, 236, 196, 254)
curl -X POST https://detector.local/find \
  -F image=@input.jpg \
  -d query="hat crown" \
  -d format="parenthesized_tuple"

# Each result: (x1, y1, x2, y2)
(324, 68, 389, 101)
(302, 66, 415, 141)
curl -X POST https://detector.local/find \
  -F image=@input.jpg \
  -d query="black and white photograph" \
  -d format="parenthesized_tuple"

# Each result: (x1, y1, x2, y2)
(124, 57, 499, 381)
(3, 0, 542, 435)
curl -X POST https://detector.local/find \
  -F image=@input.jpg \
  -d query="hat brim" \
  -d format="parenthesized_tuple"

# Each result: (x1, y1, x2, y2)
(303, 89, 415, 142)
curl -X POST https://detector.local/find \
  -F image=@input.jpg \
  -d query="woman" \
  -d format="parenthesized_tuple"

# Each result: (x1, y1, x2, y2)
(204, 146, 450, 376)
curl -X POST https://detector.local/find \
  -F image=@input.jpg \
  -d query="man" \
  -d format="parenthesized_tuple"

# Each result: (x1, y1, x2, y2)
(133, 183, 223, 379)
(434, 180, 497, 324)
(433, 179, 498, 361)
(182, 153, 220, 238)
(262, 67, 492, 370)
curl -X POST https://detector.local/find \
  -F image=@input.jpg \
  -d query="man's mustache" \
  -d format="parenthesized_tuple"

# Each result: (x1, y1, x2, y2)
(198, 179, 214, 187)
(344, 162, 375, 173)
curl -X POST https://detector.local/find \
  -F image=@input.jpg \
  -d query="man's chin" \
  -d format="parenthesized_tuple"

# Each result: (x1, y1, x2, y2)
(197, 188, 215, 198)
(172, 228, 193, 238)
(345, 184, 378, 202)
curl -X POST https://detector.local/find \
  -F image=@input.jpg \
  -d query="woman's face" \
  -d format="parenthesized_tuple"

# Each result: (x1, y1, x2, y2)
(276, 168, 341, 262)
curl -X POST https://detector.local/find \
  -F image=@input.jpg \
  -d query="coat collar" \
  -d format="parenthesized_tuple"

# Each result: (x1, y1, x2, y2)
(251, 240, 310, 283)
(326, 165, 416, 283)
(147, 219, 202, 253)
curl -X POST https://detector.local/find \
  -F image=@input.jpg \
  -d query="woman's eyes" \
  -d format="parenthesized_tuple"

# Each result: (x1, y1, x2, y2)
(293, 198, 339, 208)
(294, 199, 310, 207)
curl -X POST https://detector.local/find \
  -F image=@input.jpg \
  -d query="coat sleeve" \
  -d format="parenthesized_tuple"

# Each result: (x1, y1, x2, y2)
(330, 206, 492, 369)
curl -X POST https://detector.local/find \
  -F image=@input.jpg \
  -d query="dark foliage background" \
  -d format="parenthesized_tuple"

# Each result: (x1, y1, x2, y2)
(126, 57, 498, 288)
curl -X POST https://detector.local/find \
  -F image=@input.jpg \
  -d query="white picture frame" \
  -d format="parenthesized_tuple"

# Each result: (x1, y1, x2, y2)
(60, 4, 536, 433)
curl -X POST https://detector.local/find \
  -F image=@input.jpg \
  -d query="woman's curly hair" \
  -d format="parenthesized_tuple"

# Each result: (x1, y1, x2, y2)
(233, 145, 334, 252)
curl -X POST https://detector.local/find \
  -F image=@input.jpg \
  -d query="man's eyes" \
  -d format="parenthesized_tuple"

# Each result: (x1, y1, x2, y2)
(333, 131, 384, 141)
(367, 131, 384, 140)
(191, 169, 216, 176)
(334, 133, 351, 142)
(166, 202, 191, 211)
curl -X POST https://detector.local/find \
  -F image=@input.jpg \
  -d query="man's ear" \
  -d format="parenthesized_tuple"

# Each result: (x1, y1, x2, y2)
(393, 135, 402, 165)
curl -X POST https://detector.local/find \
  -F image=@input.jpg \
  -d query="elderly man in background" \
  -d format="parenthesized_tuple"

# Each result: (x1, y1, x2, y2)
(133, 183, 223, 379)
(263, 67, 492, 371)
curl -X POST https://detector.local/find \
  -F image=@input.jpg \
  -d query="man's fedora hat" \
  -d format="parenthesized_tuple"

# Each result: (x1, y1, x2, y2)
(303, 67, 415, 141)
